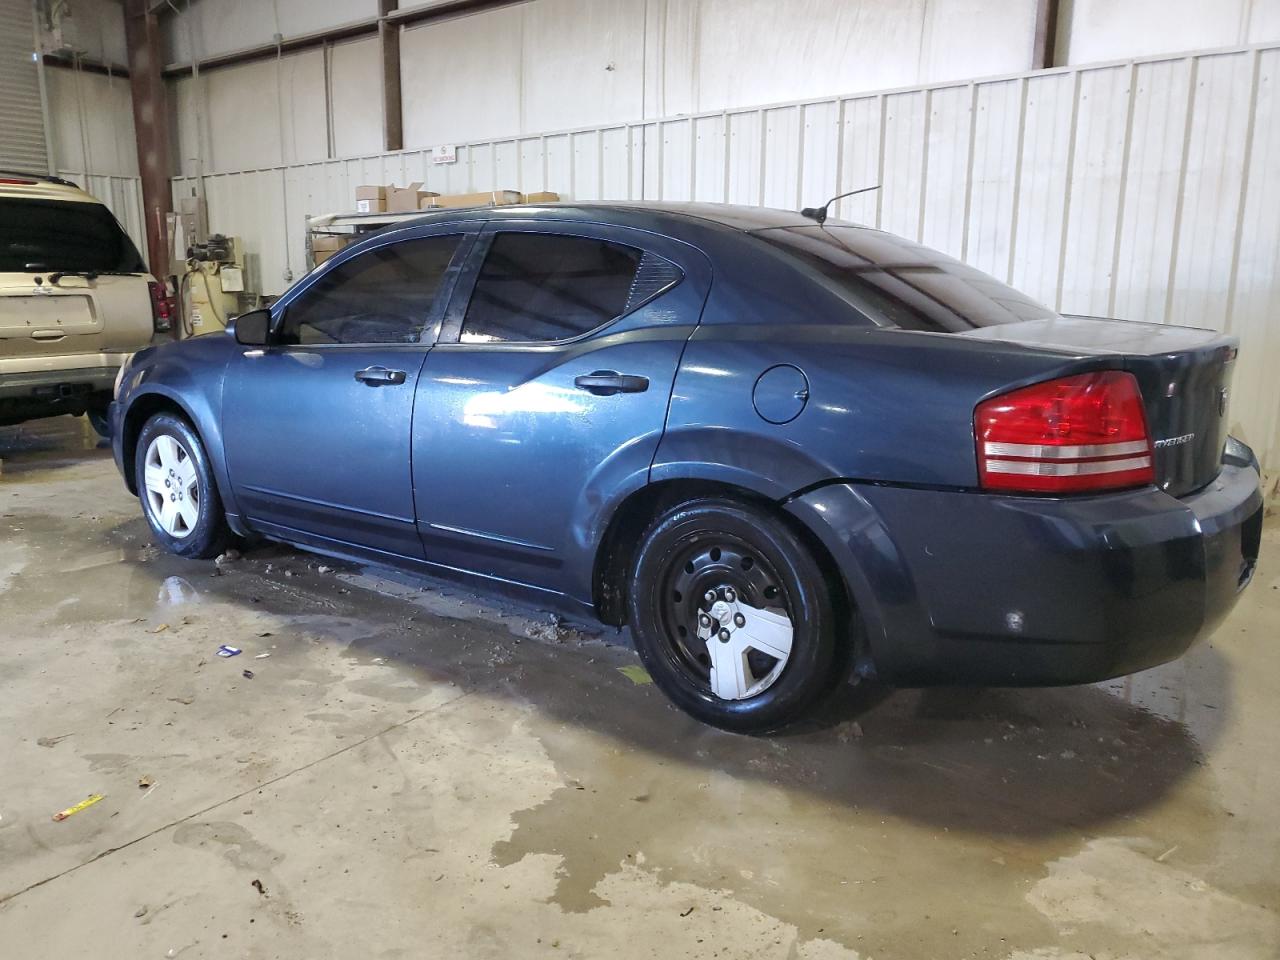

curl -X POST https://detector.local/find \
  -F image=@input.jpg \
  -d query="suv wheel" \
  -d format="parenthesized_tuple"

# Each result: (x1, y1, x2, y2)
(627, 498, 843, 733)
(134, 413, 229, 559)
(86, 403, 111, 439)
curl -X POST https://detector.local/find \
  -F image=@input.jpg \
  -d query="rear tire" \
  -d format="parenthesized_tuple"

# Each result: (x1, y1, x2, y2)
(134, 413, 230, 559)
(86, 403, 111, 438)
(627, 498, 842, 733)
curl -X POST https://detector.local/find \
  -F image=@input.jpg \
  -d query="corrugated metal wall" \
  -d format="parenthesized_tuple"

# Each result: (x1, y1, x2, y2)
(0, 0, 49, 172)
(56, 171, 146, 254)
(172, 43, 1280, 472)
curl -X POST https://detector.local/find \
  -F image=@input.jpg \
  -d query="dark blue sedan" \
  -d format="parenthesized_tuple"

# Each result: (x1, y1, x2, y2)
(110, 203, 1263, 731)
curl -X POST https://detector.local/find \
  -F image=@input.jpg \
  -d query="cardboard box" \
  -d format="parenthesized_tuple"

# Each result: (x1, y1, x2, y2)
(521, 191, 561, 204)
(312, 233, 351, 265)
(423, 189, 523, 209)
(355, 185, 387, 214)
(387, 182, 440, 213)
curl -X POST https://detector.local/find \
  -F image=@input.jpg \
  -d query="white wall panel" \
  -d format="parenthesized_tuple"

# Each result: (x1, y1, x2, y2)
(329, 36, 382, 160)
(1009, 73, 1075, 306)
(1111, 58, 1193, 324)
(172, 43, 1280, 473)
(179, 50, 328, 174)
(880, 91, 927, 239)
(965, 79, 1023, 279)
(400, 13, 523, 149)
(1230, 48, 1280, 466)
(836, 97, 883, 224)
(1167, 52, 1256, 332)
(919, 85, 972, 261)
(45, 67, 138, 178)
(1059, 65, 1130, 317)
(165, 0, 380, 64)
(1063, 0, 1280, 65)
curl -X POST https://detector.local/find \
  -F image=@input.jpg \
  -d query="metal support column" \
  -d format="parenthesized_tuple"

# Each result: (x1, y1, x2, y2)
(123, 0, 173, 277)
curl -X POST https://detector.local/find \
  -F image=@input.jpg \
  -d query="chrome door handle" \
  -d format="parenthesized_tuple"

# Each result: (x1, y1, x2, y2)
(354, 366, 407, 386)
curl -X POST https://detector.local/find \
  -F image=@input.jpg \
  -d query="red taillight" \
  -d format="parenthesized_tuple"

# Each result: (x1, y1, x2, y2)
(148, 279, 174, 333)
(975, 371, 1154, 494)
(0, 177, 35, 185)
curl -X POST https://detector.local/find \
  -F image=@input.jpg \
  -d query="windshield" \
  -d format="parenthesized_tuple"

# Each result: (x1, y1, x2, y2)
(0, 198, 146, 273)
(754, 225, 1055, 332)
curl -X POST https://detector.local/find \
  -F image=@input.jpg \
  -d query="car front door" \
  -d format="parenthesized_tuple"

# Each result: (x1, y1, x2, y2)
(412, 221, 710, 599)
(223, 227, 474, 559)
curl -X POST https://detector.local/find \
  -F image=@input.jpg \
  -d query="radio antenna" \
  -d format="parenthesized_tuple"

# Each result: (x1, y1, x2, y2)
(800, 185, 881, 225)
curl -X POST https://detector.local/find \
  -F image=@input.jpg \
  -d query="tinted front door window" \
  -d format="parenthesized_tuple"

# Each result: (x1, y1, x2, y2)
(460, 233, 644, 343)
(281, 236, 461, 345)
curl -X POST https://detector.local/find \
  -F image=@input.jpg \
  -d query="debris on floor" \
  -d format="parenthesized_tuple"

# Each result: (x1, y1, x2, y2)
(216, 645, 241, 658)
(215, 549, 241, 566)
(147, 623, 169, 634)
(835, 721, 864, 743)
(138, 776, 154, 790)
(242, 669, 255, 679)
(254, 652, 271, 659)
(52, 793, 104, 821)
(618, 665, 653, 686)
(36, 733, 73, 748)
(251, 879, 267, 896)
(525, 613, 567, 643)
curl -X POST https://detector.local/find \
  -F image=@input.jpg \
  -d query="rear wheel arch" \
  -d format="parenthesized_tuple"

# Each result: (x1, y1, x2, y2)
(592, 479, 857, 651)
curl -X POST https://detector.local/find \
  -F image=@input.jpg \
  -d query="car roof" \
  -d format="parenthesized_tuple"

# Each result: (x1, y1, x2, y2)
(0, 171, 100, 204)
(396, 200, 840, 236)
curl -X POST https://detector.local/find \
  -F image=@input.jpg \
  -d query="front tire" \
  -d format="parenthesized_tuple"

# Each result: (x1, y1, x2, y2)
(134, 413, 230, 559)
(627, 498, 843, 733)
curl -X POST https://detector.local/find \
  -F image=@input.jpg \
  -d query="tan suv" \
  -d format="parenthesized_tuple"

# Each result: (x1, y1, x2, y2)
(0, 172, 171, 436)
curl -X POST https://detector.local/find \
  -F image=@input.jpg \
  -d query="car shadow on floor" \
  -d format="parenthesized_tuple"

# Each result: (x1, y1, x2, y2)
(81, 512, 1229, 846)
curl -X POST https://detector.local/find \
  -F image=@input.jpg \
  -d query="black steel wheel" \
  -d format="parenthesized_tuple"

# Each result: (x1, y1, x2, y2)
(628, 497, 843, 732)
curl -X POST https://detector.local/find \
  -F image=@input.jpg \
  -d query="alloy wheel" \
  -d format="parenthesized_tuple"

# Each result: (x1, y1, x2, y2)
(143, 434, 200, 539)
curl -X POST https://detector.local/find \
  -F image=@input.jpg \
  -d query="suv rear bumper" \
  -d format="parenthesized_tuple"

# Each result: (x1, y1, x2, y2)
(786, 442, 1263, 686)
(0, 365, 118, 399)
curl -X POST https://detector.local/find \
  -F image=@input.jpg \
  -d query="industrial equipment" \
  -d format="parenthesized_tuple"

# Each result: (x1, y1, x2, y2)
(181, 233, 245, 335)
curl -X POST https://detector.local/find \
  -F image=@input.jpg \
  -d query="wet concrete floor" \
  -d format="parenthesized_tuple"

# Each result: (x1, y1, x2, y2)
(0, 416, 1277, 959)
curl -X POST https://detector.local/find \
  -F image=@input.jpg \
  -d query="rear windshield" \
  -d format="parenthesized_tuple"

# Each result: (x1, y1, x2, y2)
(754, 225, 1055, 332)
(0, 198, 146, 273)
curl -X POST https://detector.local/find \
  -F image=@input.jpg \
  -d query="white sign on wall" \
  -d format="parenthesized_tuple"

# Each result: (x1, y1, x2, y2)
(433, 145, 458, 165)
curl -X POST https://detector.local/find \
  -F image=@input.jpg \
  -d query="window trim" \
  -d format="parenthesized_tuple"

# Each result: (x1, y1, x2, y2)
(436, 225, 684, 349)
(269, 226, 478, 349)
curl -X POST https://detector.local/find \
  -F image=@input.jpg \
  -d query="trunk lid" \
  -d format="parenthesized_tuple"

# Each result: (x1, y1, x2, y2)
(961, 316, 1234, 498)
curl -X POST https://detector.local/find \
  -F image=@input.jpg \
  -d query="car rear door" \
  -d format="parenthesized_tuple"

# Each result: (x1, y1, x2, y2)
(411, 220, 709, 599)
(223, 227, 475, 559)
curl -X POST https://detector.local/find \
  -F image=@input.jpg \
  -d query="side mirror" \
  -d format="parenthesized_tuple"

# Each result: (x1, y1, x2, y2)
(230, 308, 271, 346)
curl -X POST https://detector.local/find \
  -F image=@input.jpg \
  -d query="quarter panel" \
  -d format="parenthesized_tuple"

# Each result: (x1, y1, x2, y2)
(657, 322, 1114, 493)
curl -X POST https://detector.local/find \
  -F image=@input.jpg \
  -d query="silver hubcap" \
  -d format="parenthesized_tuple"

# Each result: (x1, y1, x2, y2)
(143, 434, 199, 539)
(696, 585, 793, 700)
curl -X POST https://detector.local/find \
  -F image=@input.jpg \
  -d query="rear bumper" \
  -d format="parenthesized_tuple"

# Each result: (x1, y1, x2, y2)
(786, 445, 1263, 686)
(0, 364, 119, 399)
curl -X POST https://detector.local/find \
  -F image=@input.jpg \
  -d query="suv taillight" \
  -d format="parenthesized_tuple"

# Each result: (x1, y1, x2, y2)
(149, 280, 174, 333)
(975, 371, 1154, 494)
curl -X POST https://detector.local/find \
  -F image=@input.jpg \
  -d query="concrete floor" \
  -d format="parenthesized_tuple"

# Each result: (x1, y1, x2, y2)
(0, 417, 1277, 960)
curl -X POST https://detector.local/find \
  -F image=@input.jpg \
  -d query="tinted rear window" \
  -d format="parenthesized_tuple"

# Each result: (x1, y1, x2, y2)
(755, 225, 1054, 332)
(0, 198, 146, 273)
